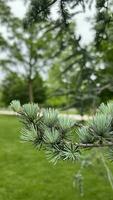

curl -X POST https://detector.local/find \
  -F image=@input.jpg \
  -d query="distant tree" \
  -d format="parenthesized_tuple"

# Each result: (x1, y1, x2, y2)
(0, 16, 52, 102)
(24, 0, 113, 112)
(46, 23, 98, 113)
(0, 0, 12, 68)
(91, 0, 113, 104)
(1, 72, 46, 106)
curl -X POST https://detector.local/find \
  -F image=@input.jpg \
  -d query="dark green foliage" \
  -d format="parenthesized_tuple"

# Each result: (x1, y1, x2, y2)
(1, 73, 28, 105)
(1, 72, 46, 106)
(93, 1, 113, 107)
(32, 74, 47, 104)
(24, 0, 101, 25)
(24, 0, 51, 26)
(0, 0, 12, 25)
(95, 0, 112, 47)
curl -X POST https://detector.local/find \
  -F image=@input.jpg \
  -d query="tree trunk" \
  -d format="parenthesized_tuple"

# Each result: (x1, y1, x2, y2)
(28, 79, 34, 103)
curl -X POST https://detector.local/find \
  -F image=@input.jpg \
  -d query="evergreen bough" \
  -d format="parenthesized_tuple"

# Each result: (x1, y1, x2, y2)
(11, 100, 113, 194)
(10, 100, 113, 164)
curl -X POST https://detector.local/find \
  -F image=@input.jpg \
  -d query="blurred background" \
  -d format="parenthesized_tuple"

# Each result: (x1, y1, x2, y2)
(0, 0, 113, 199)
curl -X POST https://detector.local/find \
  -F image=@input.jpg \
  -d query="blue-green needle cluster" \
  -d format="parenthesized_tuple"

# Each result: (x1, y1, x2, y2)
(11, 100, 113, 164)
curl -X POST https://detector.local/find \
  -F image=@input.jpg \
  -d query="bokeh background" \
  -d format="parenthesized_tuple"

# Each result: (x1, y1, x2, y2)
(0, 0, 113, 199)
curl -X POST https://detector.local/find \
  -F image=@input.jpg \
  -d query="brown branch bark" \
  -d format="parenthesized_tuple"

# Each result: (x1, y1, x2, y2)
(74, 142, 113, 148)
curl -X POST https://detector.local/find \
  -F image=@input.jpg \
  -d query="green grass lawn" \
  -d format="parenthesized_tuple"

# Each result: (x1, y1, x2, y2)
(0, 115, 113, 200)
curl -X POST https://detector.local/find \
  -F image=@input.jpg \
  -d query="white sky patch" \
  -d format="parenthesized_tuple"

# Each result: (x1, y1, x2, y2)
(75, 9, 95, 45)
(8, 0, 26, 19)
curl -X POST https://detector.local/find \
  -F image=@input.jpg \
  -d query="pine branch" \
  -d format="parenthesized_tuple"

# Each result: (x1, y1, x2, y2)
(10, 100, 113, 163)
